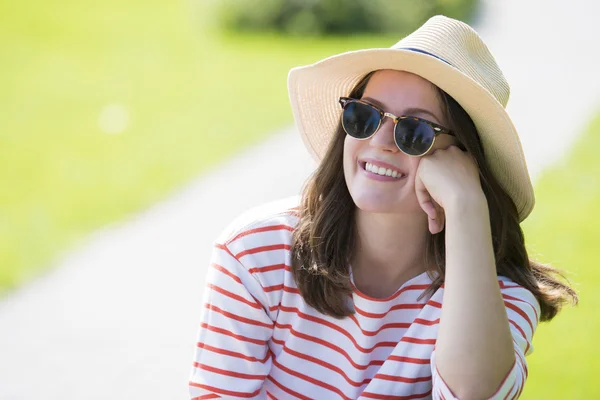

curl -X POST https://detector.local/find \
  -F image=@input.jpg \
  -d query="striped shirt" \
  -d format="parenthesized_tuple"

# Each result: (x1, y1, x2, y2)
(189, 197, 540, 399)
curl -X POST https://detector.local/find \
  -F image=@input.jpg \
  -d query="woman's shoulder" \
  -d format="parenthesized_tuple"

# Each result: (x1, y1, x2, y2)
(210, 197, 298, 314)
(216, 195, 300, 249)
(206, 197, 300, 319)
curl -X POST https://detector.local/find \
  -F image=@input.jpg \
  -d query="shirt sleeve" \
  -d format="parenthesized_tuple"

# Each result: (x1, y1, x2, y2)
(430, 280, 541, 400)
(189, 242, 274, 399)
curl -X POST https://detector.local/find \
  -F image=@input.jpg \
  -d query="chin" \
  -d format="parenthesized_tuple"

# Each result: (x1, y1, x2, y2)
(349, 188, 425, 216)
(350, 193, 400, 214)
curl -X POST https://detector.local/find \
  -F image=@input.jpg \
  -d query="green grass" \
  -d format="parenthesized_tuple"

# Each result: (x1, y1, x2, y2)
(521, 113, 600, 398)
(0, 0, 397, 294)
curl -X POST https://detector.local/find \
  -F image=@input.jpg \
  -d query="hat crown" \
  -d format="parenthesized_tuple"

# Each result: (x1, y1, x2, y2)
(394, 15, 510, 107)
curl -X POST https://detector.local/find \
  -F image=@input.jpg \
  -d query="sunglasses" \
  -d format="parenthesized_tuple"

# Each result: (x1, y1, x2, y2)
(339, 97, 455, 157)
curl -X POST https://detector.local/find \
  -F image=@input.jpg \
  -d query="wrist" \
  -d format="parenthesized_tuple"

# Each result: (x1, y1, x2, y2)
(445, 190, 489, 221)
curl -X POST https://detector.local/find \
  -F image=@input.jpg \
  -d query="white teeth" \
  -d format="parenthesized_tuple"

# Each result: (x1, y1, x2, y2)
(364, 162, 403, 178)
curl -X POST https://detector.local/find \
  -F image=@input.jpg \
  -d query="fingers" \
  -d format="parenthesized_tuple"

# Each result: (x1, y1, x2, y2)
(414, 169, 445, 234)
(415, 159, 445, 235)
(429, 202, 445, 235)
(414, 170, 436, 220)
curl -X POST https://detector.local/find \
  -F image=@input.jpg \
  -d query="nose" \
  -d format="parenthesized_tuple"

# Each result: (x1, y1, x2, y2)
(369, 116, 398, 153)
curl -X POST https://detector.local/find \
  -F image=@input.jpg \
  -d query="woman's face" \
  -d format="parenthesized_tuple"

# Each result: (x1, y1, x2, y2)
(343, 69, 459, 214)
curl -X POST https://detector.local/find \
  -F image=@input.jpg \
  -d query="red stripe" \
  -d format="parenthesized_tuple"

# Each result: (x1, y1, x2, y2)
(204, 303, 273, 329)
(352, 283, 431, 302)
(271, 337, 372, 388)
(208, 283, 261, 309)
(189, 382, 261, 398)
(427, 300, 442, 308)
(387, 355, 430, 365)
(264, 284, 284, 292)
(283, 286, 300, 294)
(267, 375, 311, 400)
(236, 244, 291, 258)
(194, 362, 267, 380)
(504, 301, 534, 333)
(211, 263, 242, 283)
(199, 322, 267, 345)
(360, 389, 432, 399)
(272, 357, 353, 400)
(400, 337, 436, 345)
(372, 373, 431, 383)
(413, 318, 440, 326)
(196, 342, 271, 363)
(192, 394, 220, 400)
(228, 224, 295, 243)
(248, 263, 288, 274)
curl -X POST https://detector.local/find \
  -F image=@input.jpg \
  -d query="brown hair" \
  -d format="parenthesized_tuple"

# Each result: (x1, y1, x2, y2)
(291, 71, 578, 320)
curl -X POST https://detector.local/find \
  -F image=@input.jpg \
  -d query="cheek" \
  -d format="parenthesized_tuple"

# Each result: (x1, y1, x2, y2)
(343, 136, 360, 175)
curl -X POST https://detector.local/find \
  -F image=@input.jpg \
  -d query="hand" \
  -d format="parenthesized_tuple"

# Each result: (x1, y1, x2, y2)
(414, 145, 485, 234)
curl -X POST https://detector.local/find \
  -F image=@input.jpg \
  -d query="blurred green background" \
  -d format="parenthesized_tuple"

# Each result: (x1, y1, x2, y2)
(0, 0, 595, 397)
(0, 0, 476, 294)
(0, 0, 396, 292)
(520, 113, 599, 399)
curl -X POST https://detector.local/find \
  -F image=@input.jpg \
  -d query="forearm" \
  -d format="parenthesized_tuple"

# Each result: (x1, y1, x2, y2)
(435, 195, 515, 399)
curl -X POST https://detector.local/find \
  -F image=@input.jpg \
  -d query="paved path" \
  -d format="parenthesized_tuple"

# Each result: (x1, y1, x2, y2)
(1, 1, 598, 399)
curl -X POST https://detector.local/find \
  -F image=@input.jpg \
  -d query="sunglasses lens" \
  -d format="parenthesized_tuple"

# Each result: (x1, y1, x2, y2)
(342, 101, 381, 139)
(395, 119, 435, 156)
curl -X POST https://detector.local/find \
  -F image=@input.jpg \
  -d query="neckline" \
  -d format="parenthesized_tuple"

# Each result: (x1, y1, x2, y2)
(349, 267, 432, 303)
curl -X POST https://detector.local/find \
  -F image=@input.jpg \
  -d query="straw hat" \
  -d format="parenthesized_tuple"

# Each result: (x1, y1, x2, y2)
(287, 15, 534, 221)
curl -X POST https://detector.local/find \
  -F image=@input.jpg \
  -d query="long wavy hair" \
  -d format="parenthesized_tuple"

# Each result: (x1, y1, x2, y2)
(291, 71, 578, 320)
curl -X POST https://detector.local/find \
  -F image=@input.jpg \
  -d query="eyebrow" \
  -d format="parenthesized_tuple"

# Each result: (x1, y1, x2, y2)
(362, 96, 443, 124)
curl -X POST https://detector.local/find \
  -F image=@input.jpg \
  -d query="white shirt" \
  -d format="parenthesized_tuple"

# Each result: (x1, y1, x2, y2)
(189, 198, 539, 399)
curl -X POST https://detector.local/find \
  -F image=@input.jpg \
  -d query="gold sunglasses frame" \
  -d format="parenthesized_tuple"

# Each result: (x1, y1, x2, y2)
(339, 97, 455, 157)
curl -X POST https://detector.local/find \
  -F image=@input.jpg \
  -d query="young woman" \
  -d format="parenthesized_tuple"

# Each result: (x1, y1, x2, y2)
(189, 15, 577, 399)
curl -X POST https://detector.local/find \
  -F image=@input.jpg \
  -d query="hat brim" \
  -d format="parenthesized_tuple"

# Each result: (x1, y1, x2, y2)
(287, 48, 534, 221)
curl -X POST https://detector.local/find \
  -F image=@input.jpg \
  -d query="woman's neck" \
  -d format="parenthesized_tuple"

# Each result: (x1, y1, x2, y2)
(351, 209, 432, 298)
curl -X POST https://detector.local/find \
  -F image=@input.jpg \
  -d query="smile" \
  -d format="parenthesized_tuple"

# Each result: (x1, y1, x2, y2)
(362, 161, 405, 179)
